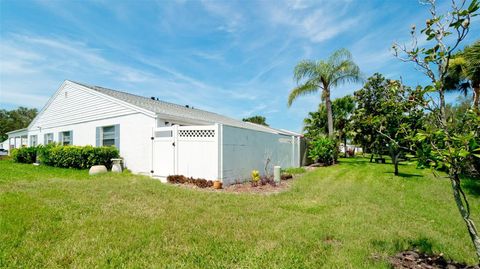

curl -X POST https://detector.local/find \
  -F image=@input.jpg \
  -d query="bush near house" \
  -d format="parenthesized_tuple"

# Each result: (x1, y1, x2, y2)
(11, 144, 119, 169)
(11, 146, 38, 164)
(308, 135, 338, 165)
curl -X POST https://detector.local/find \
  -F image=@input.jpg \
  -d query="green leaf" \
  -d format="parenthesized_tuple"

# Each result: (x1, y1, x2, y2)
(459, 149, 470, 158)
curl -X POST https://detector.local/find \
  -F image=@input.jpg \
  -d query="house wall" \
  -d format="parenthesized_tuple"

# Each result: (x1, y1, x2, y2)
(30, 82, 140, 129)
(28, 113, 155, 174)
(221, 125, 300, 186)
(26, 82, 156, 174)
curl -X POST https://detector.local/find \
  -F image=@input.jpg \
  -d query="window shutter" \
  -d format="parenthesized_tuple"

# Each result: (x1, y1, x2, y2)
(58, 132, 63, 144)
(96, 127, 101, 147)
(70, 131, 73, 145)
(114, 124, 120, 150)
(44, 134, 47, 145)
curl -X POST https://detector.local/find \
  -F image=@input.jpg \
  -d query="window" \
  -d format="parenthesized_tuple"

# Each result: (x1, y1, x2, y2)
(30, 135, 38, 147)
(21, 136, 28, 147)
(102, 126, 115, 146)
(59, 131, 72, 145)
(44, 133, 54, 144)
(96, 125, 119, 148)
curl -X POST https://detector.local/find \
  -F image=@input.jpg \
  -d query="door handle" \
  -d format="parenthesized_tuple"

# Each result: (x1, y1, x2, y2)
(172, 142, 175, 147)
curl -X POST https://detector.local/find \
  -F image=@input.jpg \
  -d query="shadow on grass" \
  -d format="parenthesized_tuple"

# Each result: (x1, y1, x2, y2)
(462, 179, 480, 197)
(371, 237, 434, 254)
(383, 172, 423, 178)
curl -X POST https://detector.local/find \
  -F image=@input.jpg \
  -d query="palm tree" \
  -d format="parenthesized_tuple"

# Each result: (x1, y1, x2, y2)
(288, 49, 361, 137)
(445, 40, 480, 111)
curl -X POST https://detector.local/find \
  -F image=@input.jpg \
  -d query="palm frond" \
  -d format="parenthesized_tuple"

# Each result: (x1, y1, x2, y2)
(293, 60, 318, 83)
(330, 59, 363, 87)
(328, 48, 353, 68)
(288, 80, 319, 107)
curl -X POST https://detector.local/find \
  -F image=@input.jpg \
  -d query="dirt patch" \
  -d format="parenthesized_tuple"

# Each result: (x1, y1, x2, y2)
(389, 250, 479, 269)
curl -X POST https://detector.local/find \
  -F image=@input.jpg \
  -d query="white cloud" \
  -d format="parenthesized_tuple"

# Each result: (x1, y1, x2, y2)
(266, 1, 363, 43)
(200, 0, 244, 33)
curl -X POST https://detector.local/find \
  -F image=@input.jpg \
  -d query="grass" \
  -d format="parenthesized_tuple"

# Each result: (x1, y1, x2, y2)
(0, 158, 479, 268)
(281, 167, 307, 175)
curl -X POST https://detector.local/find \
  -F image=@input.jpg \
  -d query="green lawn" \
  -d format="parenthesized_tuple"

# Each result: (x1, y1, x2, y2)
(0, 158, 479, 268)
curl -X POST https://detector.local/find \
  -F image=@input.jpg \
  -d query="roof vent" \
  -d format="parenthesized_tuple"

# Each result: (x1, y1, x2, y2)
(150, 97, 155, 100)
(185, 105, 189, 108)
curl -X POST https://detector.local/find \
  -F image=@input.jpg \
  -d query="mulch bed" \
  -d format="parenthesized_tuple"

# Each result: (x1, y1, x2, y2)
(389, 250, 479, 269)
(170, 172, 309, 194)
(220, 180, 292, 194)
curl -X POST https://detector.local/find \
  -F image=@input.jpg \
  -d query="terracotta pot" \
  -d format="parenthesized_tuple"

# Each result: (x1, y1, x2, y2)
(213, 181, 223, 189)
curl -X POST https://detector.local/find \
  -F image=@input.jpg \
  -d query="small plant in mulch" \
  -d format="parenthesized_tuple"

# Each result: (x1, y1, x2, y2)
(259, 176, 276, 187)
(389, 250, 479, 269)
(251, 170, 260, 187)
(166, 175, 213, 188)
(281, 173, 293, 180)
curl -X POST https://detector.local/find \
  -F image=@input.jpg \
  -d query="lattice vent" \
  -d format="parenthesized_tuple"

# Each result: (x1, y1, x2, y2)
(178, 129, 215, 138)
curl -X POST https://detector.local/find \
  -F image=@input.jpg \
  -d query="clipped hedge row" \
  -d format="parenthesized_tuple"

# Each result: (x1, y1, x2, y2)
(11, 144, 119, 169)
(11, 146, 38, 164)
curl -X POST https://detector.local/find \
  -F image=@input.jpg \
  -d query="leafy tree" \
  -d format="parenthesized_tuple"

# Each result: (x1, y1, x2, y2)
(303, 95, 355, 146)
(288, 49, 362, 137)
(350, 73, 389, 160)
(374, 82, 425, 176)
(393, 0, 480, 260)
(352, 74, 424, 174)
(303, 105, 328, 139)
(242, 115, 269, 126)
(0, 107, 38, 141)
(445, 40, 480, 110)
(333, 95, 355, 157)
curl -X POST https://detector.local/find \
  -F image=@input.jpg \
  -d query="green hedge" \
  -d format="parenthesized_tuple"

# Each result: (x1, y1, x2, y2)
(12, 144, 119, 169)
(11, 146, 38, 164)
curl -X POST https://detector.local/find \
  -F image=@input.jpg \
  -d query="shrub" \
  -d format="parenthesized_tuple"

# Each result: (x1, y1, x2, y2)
(12, 144, 119, 169)
(308, 136, 338, 165)
(11, 146, 38, 164)
(259, 176, 276, 187)
(38, 145, 119, 169)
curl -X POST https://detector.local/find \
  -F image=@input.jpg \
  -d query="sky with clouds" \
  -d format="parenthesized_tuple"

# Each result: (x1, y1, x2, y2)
(0, 0, 478, 132)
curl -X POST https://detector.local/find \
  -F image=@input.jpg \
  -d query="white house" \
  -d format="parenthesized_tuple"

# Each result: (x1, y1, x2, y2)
(8, 80, 304, 185)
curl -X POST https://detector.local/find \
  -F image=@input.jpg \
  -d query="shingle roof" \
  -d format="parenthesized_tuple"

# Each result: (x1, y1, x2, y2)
(71, 81, 301, 136)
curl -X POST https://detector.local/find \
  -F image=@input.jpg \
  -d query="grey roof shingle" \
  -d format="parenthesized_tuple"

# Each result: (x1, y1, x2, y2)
(71, 81, 301, 136)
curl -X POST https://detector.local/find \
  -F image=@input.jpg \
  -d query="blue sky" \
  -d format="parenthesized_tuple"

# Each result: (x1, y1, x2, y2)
(0, 0, 478, 132)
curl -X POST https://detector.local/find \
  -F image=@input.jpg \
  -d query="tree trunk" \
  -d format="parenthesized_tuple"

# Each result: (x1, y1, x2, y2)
(473, 85, 480, 113)
(439, 89, 447, 125)
(393, 153, 399, 176)
(325, 89, 334, 137)
(370, 153, 374, 163)
(344, 135, 347, 158)
(450, 173, 480, 261)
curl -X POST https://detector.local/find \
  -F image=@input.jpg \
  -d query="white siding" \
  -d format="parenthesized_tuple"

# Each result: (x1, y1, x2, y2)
(31, 83, 138, 129)
(28, 113, 155, 174)
(26, 82, 156, 174)
(221, 125, 300, 186)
